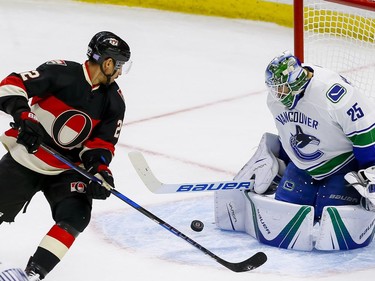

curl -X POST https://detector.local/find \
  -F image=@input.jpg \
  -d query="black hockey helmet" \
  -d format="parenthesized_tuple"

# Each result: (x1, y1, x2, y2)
(87, 31, 131, 70)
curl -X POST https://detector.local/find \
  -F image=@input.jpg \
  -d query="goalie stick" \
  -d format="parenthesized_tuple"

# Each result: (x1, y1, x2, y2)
(128, 151, 255, 194)
(40, 144, 267, 272)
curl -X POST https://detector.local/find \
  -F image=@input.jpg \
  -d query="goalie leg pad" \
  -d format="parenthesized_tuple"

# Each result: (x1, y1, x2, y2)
(244, 192, 315, 251)
(214, 190, 246, 231)
(316, 205, 375, 250)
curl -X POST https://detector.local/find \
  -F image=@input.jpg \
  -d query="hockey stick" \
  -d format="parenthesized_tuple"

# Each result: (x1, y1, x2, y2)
(40, 144, 267, 272)
(128, 151, 255, 194)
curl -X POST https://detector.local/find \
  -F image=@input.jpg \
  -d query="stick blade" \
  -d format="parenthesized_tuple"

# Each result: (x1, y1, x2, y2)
(128, 151, 163, 192)
(222, 252, 267, 272)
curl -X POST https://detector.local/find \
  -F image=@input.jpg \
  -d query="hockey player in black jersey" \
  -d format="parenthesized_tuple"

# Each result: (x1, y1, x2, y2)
(0, 31, 131, 280)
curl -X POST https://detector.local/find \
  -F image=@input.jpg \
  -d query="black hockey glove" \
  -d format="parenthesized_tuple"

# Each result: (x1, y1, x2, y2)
(82, 149, 114, 199)
(13, 111, 45, 154)
(86, 164, 113, 199)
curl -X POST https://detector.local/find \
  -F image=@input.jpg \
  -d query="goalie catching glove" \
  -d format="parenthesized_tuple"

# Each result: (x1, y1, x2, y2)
(234, 132, 286, 194)
(82, 149, 114, 199)
(345, 166, 375, 211)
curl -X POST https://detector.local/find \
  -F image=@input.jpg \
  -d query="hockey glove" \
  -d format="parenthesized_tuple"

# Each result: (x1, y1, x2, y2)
(345, 166, 375, 211)
(234, 132, 286, 194)
(13, 111, 45, 154)
(86, 163, 113, 199)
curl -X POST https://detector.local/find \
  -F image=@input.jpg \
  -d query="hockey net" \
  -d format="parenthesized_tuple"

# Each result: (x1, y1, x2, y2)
(294, 0, 375, 99)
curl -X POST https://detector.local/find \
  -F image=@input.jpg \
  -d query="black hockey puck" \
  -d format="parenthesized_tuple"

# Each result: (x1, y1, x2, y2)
(191, 220, 204, 232)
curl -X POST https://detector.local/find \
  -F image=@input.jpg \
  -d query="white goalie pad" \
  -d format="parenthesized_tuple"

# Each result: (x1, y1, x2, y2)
(214, 190, 247, 232)
(215, 190, 314, 250)
(315, 205, 375, 250)
(215, 191, 375, 251)
(243, 192, 315, 251)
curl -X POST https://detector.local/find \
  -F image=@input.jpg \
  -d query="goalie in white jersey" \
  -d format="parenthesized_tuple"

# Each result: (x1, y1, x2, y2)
(251, 50, 375, 219)
(215, 51, 375, 249)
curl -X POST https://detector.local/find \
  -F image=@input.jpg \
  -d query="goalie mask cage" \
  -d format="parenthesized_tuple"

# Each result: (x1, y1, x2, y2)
(294, 0, 375, 98)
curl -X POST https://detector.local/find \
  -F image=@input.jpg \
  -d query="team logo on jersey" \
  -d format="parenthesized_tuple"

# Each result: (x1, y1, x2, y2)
(290, 125, 323, 161)
(52, 110, 93, 148)
(282, 181, 295, 191)
(70, 181, 86, 193)
(326, 83, 347, 103)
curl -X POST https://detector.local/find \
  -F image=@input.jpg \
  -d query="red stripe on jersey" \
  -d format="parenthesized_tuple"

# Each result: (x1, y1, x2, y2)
(84, 137, 115, 155)
(0, 75, 26, 91)
(32, 95, 72, 117)
(33, 95, 100, 133)
(47, 225, 75, 248)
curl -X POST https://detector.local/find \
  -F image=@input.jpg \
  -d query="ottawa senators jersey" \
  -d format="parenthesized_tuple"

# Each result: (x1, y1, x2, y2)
(0, 60, 126, 175)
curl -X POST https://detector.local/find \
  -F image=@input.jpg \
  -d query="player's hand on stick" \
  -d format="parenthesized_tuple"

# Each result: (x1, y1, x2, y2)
(86, 163, 113, 199)
(82, 149, 114, 199)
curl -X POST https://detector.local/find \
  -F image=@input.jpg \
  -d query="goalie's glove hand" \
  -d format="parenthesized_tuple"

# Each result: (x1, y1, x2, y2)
(234, 133, 285, 194)
(13, 111, 44, 154)
(87, 164, 113, 200)
(345, 166, 375, 210)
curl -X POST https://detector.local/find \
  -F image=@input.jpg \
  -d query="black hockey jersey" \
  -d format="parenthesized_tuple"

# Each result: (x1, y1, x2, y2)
(0, 60, 126, 174)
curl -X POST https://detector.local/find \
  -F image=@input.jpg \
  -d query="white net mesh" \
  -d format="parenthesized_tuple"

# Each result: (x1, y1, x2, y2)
(303, 0, 375, 98)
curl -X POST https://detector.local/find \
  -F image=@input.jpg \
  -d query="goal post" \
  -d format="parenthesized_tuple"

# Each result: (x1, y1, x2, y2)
(294, 0, 375, 97)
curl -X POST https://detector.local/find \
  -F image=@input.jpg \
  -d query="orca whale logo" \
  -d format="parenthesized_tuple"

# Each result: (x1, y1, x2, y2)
(290, 125, 323, 161)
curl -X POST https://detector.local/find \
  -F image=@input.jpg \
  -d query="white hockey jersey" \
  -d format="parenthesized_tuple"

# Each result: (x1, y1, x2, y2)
(267, 64, 375, 180)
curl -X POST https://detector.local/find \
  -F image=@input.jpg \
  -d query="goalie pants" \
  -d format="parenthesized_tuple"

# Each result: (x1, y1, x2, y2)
(0, 152, 92, 231)
(275, 161, 361, 220)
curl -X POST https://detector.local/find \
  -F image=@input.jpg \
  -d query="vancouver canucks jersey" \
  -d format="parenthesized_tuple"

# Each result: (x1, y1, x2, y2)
(267, 64, 375, 180)
(0, 60, 126, 175)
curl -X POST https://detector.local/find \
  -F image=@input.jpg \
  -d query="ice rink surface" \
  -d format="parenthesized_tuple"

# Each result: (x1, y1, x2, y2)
(1, 0, 374, 280)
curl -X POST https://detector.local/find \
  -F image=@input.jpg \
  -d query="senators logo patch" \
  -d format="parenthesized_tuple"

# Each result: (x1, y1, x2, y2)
(70, 182, 86, 193)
